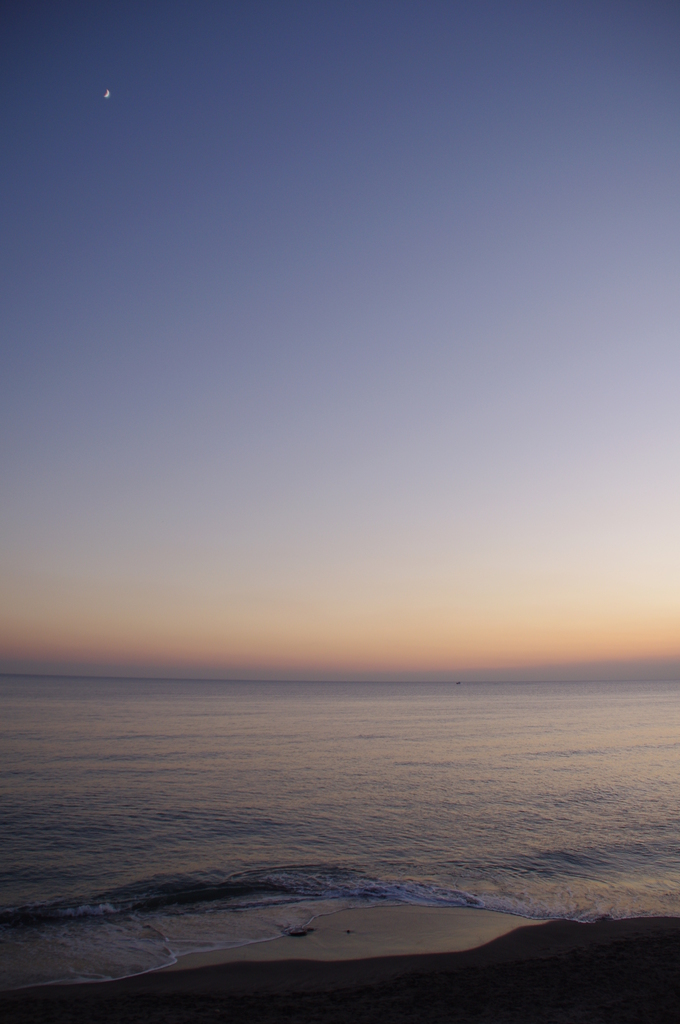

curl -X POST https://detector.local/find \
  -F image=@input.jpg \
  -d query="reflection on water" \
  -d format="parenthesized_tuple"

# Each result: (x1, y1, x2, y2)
(1, 677, 680, 987)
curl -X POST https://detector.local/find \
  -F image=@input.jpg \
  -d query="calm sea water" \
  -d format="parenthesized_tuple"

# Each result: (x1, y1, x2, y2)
(2, 676, 680, 989)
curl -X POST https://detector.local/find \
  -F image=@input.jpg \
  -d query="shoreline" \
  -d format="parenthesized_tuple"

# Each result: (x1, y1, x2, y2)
(3, 916, 680, 1023)
(3, 914, 680, 996)
(1, 904, 539, 994)
(159, 904, 547, 972)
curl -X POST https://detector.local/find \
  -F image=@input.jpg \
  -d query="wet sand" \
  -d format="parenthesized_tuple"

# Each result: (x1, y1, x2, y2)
(161, 905, 546, 969)
(3, 912, 680, 1022)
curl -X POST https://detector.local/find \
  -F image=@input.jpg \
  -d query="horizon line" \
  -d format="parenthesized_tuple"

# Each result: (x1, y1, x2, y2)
(2, 671, 679, 685)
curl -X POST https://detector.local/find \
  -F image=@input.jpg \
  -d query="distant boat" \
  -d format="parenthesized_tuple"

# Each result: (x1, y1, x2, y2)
(456, 680, 461, 685)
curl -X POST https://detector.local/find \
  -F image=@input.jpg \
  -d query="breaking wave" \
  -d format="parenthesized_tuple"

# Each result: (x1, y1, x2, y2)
(0, 866, 490, 930)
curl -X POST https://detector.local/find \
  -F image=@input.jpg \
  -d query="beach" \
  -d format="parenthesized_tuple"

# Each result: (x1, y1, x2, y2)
(3, 910, 680, 1023)
(4, 678, 680, 1009)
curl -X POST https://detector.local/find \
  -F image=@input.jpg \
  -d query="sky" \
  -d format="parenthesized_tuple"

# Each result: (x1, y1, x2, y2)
(1, 0, 679, 681)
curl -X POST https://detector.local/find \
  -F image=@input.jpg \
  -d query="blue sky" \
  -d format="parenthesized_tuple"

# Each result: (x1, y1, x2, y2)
(2, 1, 679, 678)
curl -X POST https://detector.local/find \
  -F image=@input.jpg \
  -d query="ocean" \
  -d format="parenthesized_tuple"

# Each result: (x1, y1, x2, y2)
(2, 676, 679, 989)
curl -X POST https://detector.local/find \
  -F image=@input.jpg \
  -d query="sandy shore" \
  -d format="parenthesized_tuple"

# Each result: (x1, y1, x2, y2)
(3, 911, 680, 1022)
(160, 905, 546, 970)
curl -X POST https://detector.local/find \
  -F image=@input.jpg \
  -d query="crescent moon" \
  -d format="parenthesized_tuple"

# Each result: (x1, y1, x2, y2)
(104, 89, 110, 98)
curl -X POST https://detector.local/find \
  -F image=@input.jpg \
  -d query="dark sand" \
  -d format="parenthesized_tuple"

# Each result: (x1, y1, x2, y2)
(3, 917, 680, 1023)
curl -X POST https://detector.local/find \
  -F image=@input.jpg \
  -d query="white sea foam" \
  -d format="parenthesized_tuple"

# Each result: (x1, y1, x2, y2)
(60, 903, 118, 918)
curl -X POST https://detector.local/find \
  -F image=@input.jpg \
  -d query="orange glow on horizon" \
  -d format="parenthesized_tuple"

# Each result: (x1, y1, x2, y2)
(2, 577, 679, 679)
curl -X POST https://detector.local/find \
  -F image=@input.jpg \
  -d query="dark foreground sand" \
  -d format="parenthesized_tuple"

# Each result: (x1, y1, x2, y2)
(3, 917, 680, 1023)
